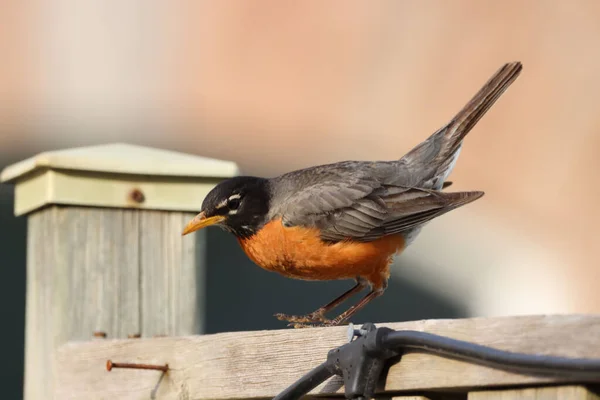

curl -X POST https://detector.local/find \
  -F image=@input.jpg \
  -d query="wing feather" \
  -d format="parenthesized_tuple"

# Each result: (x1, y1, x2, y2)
(316, 186, 483, 242)
(268, 161, 483, 243)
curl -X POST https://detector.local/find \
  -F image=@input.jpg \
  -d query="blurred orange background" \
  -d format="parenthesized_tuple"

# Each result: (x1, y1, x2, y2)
(2, 0, 600, 317)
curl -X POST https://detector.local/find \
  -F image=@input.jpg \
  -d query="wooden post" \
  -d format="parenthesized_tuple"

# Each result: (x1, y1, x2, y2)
(0, 143, 238, 400)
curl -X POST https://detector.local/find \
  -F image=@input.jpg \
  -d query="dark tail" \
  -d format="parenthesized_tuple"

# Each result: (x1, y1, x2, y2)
(440, 61, 523, 157)
(400, 62, 522, 187)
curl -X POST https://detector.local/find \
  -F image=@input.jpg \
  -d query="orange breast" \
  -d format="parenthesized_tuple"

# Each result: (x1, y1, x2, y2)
(237, 218, 405, 288)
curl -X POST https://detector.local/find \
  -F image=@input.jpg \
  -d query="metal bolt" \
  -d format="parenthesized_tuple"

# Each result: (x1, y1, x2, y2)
(106, 360, 169, 372)
(93, 331, 107, 338)
(129, 189, 145, 204)
(346, 323, 368, 342)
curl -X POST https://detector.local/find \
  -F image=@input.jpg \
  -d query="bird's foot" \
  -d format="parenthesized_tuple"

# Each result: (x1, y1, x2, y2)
(288, 319, 342, 329)
(288, 322, 318, 329)
(274, 311, 329, 324)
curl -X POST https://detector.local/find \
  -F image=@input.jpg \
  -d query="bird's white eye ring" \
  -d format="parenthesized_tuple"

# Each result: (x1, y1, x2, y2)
(228, 197, 241, 210)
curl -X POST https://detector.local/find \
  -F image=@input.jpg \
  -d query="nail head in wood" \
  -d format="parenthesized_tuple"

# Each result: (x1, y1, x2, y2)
(128, 189, 145, 204)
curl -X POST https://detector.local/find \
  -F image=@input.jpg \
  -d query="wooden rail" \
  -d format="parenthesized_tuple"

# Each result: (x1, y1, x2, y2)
(54, 314, 600, 399)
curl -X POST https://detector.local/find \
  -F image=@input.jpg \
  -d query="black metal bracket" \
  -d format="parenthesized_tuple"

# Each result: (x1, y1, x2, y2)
(326, 323, 398, 400)
(272, 322, 600, 400)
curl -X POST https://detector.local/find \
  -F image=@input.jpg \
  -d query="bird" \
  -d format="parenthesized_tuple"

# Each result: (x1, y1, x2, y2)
(182, 61, 522, 328)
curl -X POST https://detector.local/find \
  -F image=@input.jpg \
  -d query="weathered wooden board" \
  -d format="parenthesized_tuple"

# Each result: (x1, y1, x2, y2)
(26, 206, 206, 399)
(468, 384, 600, 399)
(140, 211, 204, 336)
(26, 207, 141, 399)
(54, 314, 600, 400)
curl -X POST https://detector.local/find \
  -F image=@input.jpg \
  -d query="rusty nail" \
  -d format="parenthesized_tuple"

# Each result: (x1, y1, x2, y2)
(106, 360, 169, 372)
(93, 331, 107, 338)
(128, 333, 141, 339)
(129, 189, 145, 204)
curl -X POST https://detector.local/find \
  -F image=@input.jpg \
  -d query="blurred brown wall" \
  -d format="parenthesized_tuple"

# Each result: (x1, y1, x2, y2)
(1, 0, 599, 313)
(0, 2, 29, 149)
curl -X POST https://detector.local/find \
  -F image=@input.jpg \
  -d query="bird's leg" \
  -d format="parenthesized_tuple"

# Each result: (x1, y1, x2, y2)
(291, 287, 385, 328)
(326, 289, 383, 326)
(274, 278, 367, 324)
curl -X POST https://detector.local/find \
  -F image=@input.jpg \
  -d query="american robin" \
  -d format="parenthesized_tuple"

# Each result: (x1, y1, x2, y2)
(182, 62, 522, 328)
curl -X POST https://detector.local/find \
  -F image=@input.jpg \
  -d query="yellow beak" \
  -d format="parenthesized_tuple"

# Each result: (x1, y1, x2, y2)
(182, 212, 226, 235)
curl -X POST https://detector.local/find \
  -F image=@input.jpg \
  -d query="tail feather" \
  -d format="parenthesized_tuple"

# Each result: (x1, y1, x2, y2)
(400, 61, 522, 188)
(442, 61, 523, 157)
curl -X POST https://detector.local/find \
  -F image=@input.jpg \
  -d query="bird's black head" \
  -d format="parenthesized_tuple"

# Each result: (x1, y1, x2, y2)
(182, 176, 271, 239)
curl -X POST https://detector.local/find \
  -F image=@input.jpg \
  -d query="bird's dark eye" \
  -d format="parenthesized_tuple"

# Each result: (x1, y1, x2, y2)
(228, 197, 241, 210)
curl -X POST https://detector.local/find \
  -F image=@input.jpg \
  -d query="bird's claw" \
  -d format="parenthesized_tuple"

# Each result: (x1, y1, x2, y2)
(274, 312, 330, 324)
(288, 320, 342, 329)
(288, 322, 316, 329)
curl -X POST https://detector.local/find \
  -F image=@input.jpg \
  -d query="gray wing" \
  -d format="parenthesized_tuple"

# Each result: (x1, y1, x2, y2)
(268, 161, 384, 227)
(269, 162, 482, 243)
(315, 186, 483, 242)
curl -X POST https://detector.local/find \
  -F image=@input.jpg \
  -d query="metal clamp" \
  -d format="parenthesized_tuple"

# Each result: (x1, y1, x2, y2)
(272, 322, 600, 400)
(328, 323, 398, 400)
